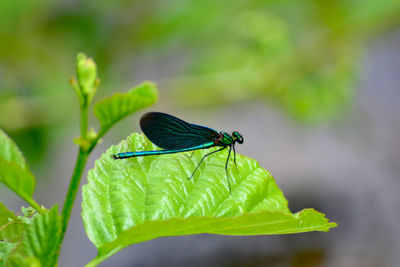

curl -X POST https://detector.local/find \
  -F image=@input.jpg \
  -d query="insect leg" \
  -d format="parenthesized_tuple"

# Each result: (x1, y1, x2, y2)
(189, 151, 195, 158)
(225, 146, 233, 193)
(189, 147, 226, 180)
(233, 145, 238, 171)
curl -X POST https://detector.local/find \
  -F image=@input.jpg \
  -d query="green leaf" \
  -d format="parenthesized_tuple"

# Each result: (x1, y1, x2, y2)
(0, 129, 27, 169)
(0, 204, 29, 266)
(5, 254, 41, 267)
(19, 207, 35, 220)
(6, 205, 61, 267)
(0, 130, 40, 210)
(82, 133, 336, 266)
(93, 82, 157, 136)
(0, 159, 36, 207)
(0, 203, 24, 243)
(0, 241, 17, 266)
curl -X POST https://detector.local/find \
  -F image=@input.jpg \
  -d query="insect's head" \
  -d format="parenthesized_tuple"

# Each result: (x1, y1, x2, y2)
(232, 131, 243, 144)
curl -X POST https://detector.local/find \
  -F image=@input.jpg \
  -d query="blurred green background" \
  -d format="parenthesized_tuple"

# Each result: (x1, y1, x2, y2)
(2, 0, 399, 163)
(1, 0, 400, 266)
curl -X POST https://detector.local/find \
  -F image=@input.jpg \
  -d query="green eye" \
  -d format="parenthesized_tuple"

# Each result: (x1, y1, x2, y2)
(232, 131, 244, 144)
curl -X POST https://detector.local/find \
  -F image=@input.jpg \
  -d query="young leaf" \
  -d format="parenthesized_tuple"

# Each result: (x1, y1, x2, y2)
(0, 203, 24, 243)
(93, 82, 157, 136)
(0, 241, 17, 266)
(0, 204, 22, 266)
(0, 160, 35, 204)
(82, 133, 336, 265)
(6, 205, 61, 267)
(4, 251, 41, 267)
(0, 130, 40, 210)
(0, 203, 39, 264)
(0, 129, 27, 170)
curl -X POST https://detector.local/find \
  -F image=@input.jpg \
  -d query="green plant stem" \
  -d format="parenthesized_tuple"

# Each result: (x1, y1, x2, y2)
(81, 104, 88, 139)
(52, 55, 102, 263)
(56, 147, 89, 258)
(55, 99, 102, 261)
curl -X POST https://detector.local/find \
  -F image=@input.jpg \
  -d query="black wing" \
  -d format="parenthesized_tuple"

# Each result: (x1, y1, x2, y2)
(140, 112, 219, 150)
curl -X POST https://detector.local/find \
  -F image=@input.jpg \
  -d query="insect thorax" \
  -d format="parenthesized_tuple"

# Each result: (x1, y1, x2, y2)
(214, 131, 233, 147)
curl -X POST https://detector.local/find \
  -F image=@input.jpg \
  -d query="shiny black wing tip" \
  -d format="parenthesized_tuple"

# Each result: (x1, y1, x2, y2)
(140, 111, 177, 128)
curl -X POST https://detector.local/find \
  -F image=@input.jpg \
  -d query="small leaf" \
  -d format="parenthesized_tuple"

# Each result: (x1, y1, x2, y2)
(0, 204, 21, 266)
(0, 241, 17, 266)
(0, 159, 36, 206)
(6, 205, 61, 267)
(16, 207, 36, 225)
(82, 133, 336, 265)
(0, 203, 24, 243)
(4, 253, 41, 267)
(93, 82, 157, 136)
(0, 130, 41, 211)
(0, 129, 27, 170)
(20, 207, 35, 219)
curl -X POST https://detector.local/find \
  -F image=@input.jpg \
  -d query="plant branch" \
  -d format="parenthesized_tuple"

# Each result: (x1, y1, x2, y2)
(56, 94, 92, 258)
(81, 104, 88, 140)
(52, 53, 101, 264)
(56, 147, 89, 257)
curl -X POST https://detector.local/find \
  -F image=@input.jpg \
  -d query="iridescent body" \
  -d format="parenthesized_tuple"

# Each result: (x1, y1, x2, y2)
(112, 112, 244, 192)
